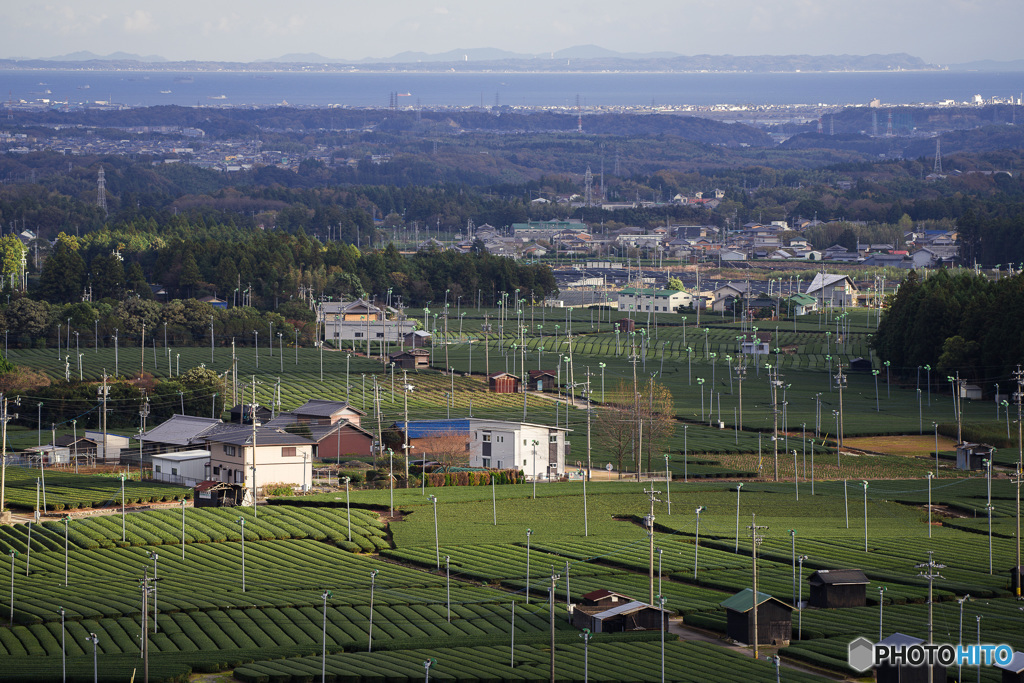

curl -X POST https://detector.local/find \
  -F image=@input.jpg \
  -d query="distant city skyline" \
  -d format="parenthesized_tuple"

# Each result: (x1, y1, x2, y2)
(3, 0, 1023, 66)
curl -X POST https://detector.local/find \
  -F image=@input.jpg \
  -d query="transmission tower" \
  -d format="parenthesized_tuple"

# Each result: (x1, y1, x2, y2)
(871, 111, 879, 137)
(933, 138, 943, 175)
(817, 118, 823, 134)
(829, 114, 834, 136)
(584, 166, 593, 207)
(885, 111, 894, 137)
(97, 168, 107, 216)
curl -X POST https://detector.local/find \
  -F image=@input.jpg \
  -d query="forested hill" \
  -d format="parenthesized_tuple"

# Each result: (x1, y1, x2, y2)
(7, 106, 773, 147)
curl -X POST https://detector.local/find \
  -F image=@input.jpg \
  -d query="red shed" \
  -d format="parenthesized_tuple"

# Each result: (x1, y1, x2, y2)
(488, 372, 520, 393)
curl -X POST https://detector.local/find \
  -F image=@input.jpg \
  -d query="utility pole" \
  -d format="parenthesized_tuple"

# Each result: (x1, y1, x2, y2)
(549, 567, 561, 682)
(644, 487, 661, 605)
(834, 366, 847, 448)
(100, 371, 109, 468)
(749, 513, 768, 660)
(249, 376, 258, 515)
(1012, 365, 1023, 596)
(916, 552, 945, 683)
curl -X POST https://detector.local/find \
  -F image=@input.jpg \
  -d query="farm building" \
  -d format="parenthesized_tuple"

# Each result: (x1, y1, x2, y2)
(808, 569, 869, 608)
(875, 633, 946, 683)
(614, 318, 636, 333)
(229, 404, 273, 425)
(193, 480, 243, 508)
(150, 450, 211, 487)
(956, 442, 993, 471)
(572, 600, 669, 633)
(488, 372, 520, 393)
(720, 589, 792, 646)
(848, 357, 873, 372)
(786, 293, 818, 316)
(578, 589, 635, 608)
(403, 330, 432, 348)
(996, 651, 1024, 683)
(390, 349, 430, 370)
(960, 383, 983, 400)
(54, 434, 98, 465)
(739, 331, 771, 356)
(265, 409, 374, 460)
(528, 369, 558, 391)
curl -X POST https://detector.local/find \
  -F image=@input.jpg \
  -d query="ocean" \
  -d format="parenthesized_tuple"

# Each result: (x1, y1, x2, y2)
(2, 69, 1023, 109)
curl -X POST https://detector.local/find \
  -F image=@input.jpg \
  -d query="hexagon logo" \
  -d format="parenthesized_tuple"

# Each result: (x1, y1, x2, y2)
(848, 637, 875, 672)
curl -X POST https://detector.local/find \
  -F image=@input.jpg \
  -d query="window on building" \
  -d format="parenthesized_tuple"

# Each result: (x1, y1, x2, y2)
(376, 333, 384, 338)
(171, 467, 178, 476)
(354, 332, 364, 338)
(482, 434, 491, 442)
(213, 466, 221, 475)
(282, 447, 297, 457)
(482, 457, 491, 468)
(155, 465, 161, 473)
(225, 445, 237, 457)
(549, 434, 558, 443)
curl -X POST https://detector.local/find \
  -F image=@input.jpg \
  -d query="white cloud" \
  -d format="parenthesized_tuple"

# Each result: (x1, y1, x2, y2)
(123, 9, 155, 34)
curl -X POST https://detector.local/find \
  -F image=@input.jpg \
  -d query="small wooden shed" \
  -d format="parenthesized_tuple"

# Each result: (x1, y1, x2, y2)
(488, 372, 520, 394)
(996, 651, 1024, 683)
(390, 349, 430, 370)
(808, 569, 869, 608)
(573, 600, 669, 633)
(615, 318, 636, 333)
(721, 588, 792, 646)
(875, 633, 946, 683)
(193, 480, 244, 508)
(528, 369, 558, 392)
(956, 442, 993, 471)
(848, 357, 873, 372)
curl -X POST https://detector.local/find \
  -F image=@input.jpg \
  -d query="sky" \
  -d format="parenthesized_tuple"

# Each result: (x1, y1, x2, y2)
(4, 0, 1022, 64)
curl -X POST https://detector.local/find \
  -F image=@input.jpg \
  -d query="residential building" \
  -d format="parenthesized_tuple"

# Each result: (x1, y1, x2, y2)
(319, 299, 415, 348)
(204, 426, 316, 490)
(395, 419, 571, 479)
(806, 273, 859, 307)
(617, 287, 693, 314)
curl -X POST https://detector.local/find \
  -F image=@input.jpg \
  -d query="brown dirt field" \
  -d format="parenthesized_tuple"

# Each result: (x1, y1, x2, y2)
(841, 433, 958, 457)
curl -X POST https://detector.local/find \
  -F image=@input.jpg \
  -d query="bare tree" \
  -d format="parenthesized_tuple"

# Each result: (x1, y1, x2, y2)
(595, 380, 640, 476)
(595, 378, 676, 477)
(418, 429, 471, 472)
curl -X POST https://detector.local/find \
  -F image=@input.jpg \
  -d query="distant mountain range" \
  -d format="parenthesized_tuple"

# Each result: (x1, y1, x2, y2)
(6, 47, 1021, 73)
(41, 50, 168, 63)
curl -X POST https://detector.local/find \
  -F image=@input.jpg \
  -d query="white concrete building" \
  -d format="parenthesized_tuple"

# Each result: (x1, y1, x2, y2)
(151, 450, 211, 487)
(468, 420, 571, 480)
(617, 288, 693, 314)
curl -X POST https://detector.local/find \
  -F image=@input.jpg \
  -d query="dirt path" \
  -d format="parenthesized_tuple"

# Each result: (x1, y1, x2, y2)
(668, 619, 850, 681)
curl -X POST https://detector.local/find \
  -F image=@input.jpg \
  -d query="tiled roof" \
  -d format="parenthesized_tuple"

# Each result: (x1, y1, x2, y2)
(141, 415, 224, 446)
